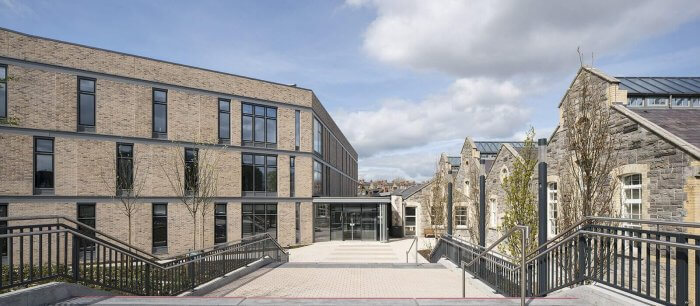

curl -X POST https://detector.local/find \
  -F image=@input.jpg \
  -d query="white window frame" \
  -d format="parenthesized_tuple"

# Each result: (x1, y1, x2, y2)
(547, 183, 558, 237)
(621, 174, 642, 226)
(455, 206, 468, 227)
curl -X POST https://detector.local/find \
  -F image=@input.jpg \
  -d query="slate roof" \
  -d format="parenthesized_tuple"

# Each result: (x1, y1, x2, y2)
(617, 77, 700, 95)
(448, 156, 461, 167)
(474, 141, 525, 155)
(398, 183, 429, 199)
(483, 159, 495, 174)
(629, 109, 700, 149)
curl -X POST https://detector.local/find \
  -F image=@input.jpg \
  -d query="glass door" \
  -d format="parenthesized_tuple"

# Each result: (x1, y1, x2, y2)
(343, 204, 362, 240)
(330, 205, 343, 240)
(362, 204, 377, 240)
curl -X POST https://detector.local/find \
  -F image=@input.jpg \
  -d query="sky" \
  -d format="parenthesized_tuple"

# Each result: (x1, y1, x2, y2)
(2, 0, 700, 182)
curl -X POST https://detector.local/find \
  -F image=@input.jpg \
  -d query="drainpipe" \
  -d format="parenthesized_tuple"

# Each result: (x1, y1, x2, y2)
(447, 183, 453, 236)
(479, 160, 486, 248)
(537, 138, 548, 294)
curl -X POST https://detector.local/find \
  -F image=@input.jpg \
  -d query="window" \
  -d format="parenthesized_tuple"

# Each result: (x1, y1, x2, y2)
(0, 203, 7, 256)
(214, 203, 227, 244)
(313, 160, 323, 196)
(0, 65, 7, 119)
(645, 97, 668, 107)
(116, 143, 133, 193)
(547, 183, 558, 237)
(218, 99, 231, 143)
(241, 103, 276, 147)
(455, 206, 468, 226)
(621, 174, 642, 223)
(500, 166, 509, 184)
(77, 203, 96, 252)
(77, 77, 96, 131)
(242, 154, 277, 196)
(295, 202, 301, 244)
(152, 89, 167, 138)
(627, 96, 643, 107)
(672, 97, 690, 107)
(489, 198, 498, 228)
(290, 156, 295, 197)
(184, 148, 198, 195)
(405, 206, 416, 227)
(242, 203, 277, 238)
(295, 110, 300, 151)
(152, 203, 168, 253)
(34, 137, 54, 194)
(313, 118, 322, 155)
(692, 97, 700, 107)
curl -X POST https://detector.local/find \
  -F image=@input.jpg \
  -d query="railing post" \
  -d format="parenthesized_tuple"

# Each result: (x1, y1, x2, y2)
(676, 236, 688, 306)
(71, 235, 79, 283)
(577, 234, 587, 283)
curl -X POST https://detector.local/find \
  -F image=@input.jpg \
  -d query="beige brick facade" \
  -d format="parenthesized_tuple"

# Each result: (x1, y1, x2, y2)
(0, 28, 356, 257)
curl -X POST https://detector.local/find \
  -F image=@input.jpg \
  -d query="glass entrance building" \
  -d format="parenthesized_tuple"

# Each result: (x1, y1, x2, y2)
(313, 198, 390, 242)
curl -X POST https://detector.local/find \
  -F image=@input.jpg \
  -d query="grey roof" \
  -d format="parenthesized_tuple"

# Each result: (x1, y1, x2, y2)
(483, 159, 496, 174)
(617, 77, 700, 95)
(629, 109, 700, 149)
(448, 156, 461, 167)
(475, 141, 525, 155)
(399, 183, 429, 199)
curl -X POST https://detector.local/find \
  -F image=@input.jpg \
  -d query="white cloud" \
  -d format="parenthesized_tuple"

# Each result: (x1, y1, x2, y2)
(335, 77, 530, 157)
(351, 0, 700, 78)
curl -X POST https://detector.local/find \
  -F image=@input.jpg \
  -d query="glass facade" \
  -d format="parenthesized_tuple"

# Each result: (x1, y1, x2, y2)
(242, 203, 277, 239)
(314, 203, 379, 241)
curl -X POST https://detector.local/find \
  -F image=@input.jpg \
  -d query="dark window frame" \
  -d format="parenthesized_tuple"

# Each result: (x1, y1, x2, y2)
(214, 203, 227, 244)
(0, 203, 7, 256)
(294, 110, 300, 151)
(218, 98, 231, 144)
(241, 203, 277, 239)
(77, 76, 96, 132)
(0, 64, 7, 119)
(184, 147, 199, 195)
(116, 143, 134, 195)
(295, 202, 301, 244)
(33, 137, 55, 195)
(152, 203, 168, 253)
(241, 102, 277, 148)
(152, 88, 168, 139)
(313, 117, 323, 156)
(77, 203, 96, 252)
(242, 153, 277, 197)
(313, 160, 323, 196)
(290, 156, 295, 197)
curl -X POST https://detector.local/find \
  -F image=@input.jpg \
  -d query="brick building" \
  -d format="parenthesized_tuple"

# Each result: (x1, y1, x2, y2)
(0, 28, 392, 255)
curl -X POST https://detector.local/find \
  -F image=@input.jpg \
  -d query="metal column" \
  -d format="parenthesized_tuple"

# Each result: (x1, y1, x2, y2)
(537, 138, 548, 294)
(447, 183, 453, 236)
(479, 160, 486, 247)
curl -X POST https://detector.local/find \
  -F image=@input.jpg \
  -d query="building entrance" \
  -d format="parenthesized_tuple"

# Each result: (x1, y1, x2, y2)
(314, 203, 380, 241)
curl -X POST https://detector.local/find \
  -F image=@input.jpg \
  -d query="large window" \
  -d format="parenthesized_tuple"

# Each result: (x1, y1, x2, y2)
(77, 77, 96, 131)
(547, 183, 558, 237)
(621, 174, 642, 222)
(313, 160, 323, 196)
(116, 143, 133, 193)
(242, 154, 277, 196)
(0, 65, 7, 119)
(313, 118, 322, 155)
(290, 156, 295, 197)
(295, 110, 300, 151)
(218, 98, 230, 143)
(152, 89, 167, 138)
(214, 203, 227, 244)
(242, 203, 277, 238)
(34, 137, 54, 194)
(184, 148, 198, 195)
(242, 103, 276, 147)
(152, 203, 168, 253)
(455, 206, 468, 226)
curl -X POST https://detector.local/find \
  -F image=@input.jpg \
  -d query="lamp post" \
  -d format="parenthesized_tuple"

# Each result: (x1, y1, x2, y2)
(537, 138, 548, 294)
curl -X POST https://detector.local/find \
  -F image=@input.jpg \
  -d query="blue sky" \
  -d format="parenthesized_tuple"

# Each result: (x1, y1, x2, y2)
(2, 0, 699, 181)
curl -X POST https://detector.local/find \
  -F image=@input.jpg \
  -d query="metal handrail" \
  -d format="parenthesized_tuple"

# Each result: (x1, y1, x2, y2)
(406, 236, 418, 263)
(458, 225, 528, 306)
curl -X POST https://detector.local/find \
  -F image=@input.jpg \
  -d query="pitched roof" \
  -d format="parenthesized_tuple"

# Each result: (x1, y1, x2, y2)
(483, 159, 496, 174)
(629, 108, 700, 149)
(617, 77, 700, 95)
(474, 141, 525, 155)
(448, 156, 461, 167)
(398, 183, 430, 199)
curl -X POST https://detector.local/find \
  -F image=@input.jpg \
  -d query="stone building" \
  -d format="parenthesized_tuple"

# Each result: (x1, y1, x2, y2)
(0, 27, 392, 256)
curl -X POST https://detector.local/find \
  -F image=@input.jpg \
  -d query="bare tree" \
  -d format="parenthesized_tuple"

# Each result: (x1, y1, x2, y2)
(500, 127, 538, 258)
(558, 51, 620, 231)
(427, 160, 447, 238)
(161, 144, 223, 250)
(100, 145, 148, 250)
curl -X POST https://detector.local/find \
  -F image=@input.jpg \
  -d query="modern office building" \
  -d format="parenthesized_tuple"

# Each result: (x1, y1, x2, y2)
(0, 28, 388, 255)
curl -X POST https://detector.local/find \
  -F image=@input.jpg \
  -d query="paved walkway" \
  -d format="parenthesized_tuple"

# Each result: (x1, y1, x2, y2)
(289, 238, 431, 263)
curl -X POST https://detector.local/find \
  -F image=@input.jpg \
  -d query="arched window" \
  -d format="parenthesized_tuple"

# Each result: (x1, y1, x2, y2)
(621, 174, 642, 221)
(500, 166, 510, 184)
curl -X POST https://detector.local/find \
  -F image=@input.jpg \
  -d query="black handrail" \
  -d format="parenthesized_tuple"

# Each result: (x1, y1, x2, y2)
(0, 221, 288, 295)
